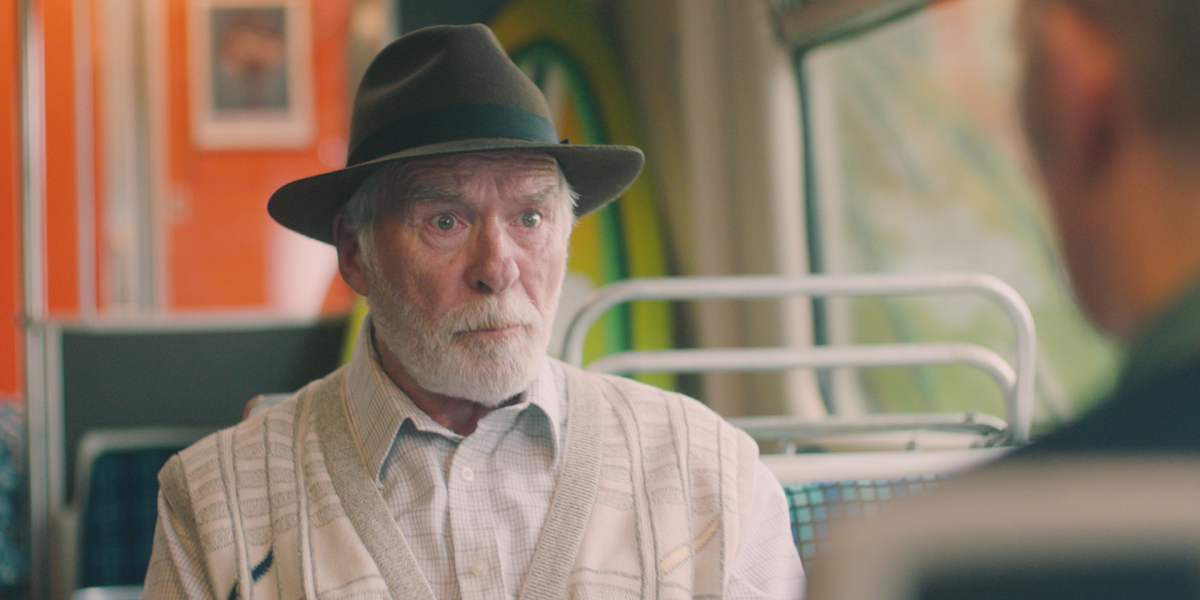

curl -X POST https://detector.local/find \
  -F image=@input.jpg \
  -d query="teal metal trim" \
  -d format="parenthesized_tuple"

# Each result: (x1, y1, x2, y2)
(771, 0, 935, 52)
(795, 52, 835, 410)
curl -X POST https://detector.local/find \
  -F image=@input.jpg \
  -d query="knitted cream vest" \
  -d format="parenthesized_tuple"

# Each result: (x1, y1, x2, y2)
(158, 362, 761, 599)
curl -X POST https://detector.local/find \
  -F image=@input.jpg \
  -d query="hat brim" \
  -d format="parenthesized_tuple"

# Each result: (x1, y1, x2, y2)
(268, 137, 645, 244)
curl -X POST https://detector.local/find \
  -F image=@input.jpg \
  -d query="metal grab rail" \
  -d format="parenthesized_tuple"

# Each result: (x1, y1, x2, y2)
(585, 343, 1015, 396)
(561, 272, 1036, 444)
(728, 412, 1010, 442)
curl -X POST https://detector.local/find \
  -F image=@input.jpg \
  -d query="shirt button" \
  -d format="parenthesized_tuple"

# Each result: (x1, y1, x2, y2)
(469, 561, 488, 577)
(461, 467, 475, 482)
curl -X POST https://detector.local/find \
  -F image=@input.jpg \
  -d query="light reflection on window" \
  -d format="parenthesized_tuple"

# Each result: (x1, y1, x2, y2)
(803, 0, 1118, 428)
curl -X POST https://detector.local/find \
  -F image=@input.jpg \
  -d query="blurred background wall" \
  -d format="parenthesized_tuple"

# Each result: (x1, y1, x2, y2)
(5, 0, 825, 421)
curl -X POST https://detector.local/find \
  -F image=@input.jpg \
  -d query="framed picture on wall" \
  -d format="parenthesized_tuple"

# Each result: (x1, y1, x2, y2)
(188, 0, 314, 149)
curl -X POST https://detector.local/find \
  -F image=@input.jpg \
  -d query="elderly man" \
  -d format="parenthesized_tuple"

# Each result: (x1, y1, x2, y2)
(143, 23, 803, 599)
(1012, 0, 1200, 453)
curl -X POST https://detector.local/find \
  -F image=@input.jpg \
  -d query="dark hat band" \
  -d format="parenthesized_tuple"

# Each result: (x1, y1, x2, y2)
(347, 103, 560, 166)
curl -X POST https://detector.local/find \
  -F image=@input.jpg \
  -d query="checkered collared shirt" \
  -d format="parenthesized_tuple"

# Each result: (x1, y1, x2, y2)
(345, 320, 805, 599)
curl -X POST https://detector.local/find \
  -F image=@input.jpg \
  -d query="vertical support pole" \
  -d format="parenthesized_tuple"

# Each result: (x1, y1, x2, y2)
(795, 51, 835, 412)
(20, 0, 49, 595)
(23, 325, 47, 599)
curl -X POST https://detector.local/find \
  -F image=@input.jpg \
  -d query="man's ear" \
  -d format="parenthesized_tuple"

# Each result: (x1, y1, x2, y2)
(1038, 3, 1120, 185)
(333, 213, 370, 297)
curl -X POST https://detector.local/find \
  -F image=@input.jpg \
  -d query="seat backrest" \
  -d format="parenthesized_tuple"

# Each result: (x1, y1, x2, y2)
(29, 318, 349, 599)
(78, 447, 179, 587)
(785, 474, 953, 567)
(766, 448, 1009, 570)
(0, 415, 23, 593)
(71, 427, 214, 589)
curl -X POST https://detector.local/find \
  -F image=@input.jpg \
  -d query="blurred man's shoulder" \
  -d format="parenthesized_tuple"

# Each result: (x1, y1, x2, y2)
(1008, 360, 1200, 458)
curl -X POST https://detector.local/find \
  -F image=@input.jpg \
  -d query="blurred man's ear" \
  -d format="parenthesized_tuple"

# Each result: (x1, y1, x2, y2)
(1037, 2, 1120, 189)
(334, 213, 370, 297)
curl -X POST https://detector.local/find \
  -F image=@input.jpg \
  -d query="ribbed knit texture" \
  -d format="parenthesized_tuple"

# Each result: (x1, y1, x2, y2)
(147, 364, 762, 599)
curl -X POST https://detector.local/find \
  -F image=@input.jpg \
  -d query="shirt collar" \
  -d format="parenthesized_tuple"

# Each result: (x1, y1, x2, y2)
(344, 315, 565, 481)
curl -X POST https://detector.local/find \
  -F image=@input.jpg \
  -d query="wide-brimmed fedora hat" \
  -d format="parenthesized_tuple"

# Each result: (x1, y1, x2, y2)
(268, 23, 645, 244)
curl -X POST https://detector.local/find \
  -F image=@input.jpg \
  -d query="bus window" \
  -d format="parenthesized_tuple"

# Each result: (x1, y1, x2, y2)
(795, 0, 1118, 429)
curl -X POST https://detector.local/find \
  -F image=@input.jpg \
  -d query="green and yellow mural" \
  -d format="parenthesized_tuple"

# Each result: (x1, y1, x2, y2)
(343, 0, 677, 390)
(492, 0, 675, 390)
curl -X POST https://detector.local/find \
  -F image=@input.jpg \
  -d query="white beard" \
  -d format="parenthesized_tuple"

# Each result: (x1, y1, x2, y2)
(364, 265, 557, 407)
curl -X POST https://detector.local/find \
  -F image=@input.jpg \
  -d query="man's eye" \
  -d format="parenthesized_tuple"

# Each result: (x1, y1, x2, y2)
(434, 214, 458, 231)
(520, 211, 542, 228)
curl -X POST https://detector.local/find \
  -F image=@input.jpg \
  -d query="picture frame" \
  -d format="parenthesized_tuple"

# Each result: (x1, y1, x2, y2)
(188, 0, 314, 149)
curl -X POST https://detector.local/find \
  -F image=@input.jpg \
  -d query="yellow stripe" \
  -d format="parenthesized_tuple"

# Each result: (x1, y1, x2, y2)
(694, 517, 720, 552)
(658, 545, 690, 574)
(658, 517, 721, 574)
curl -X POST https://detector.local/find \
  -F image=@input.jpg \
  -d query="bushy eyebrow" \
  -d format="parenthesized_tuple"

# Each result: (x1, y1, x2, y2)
(521, 184, 561, 205)
(405, 182, 561, 207)
(406, 183, 462, 204)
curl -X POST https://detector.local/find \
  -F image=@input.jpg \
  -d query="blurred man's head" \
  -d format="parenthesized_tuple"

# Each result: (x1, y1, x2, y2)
(1017, 0, 1200, 338)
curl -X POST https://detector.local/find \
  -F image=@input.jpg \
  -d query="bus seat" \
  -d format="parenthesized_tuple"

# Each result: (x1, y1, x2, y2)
(766, 447, 1010, 570)
(54, 427, 214, 598)
(0, 414, 22, 594)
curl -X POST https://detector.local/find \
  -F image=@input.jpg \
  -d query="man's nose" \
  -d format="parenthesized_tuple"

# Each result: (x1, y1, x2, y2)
(464, 220, 519, 293)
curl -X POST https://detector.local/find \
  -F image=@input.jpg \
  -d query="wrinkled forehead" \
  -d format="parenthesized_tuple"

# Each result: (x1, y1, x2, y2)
(387, 151, 563, 201)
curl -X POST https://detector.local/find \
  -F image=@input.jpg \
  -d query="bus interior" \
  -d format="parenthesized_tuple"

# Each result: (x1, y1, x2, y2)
(1, 0, 1139, 597)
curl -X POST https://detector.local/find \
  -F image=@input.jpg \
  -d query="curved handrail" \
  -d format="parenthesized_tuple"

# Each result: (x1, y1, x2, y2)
(728, 412, 1011, 441)
(585, 342, 1015, 402)
(561, 272, 1036, 443)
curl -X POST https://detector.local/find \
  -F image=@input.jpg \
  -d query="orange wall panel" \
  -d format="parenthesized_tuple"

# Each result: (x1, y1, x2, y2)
(41, 0, 78, 315)
(1, 0, 21, 398)
(165, 0, 351, 310)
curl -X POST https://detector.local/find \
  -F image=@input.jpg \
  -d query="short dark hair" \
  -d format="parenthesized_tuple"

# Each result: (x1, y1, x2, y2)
(1062, 0, 1200, 145)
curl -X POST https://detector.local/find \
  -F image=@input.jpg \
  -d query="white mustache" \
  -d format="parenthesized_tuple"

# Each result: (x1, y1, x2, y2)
(438, 295, 541, 337)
